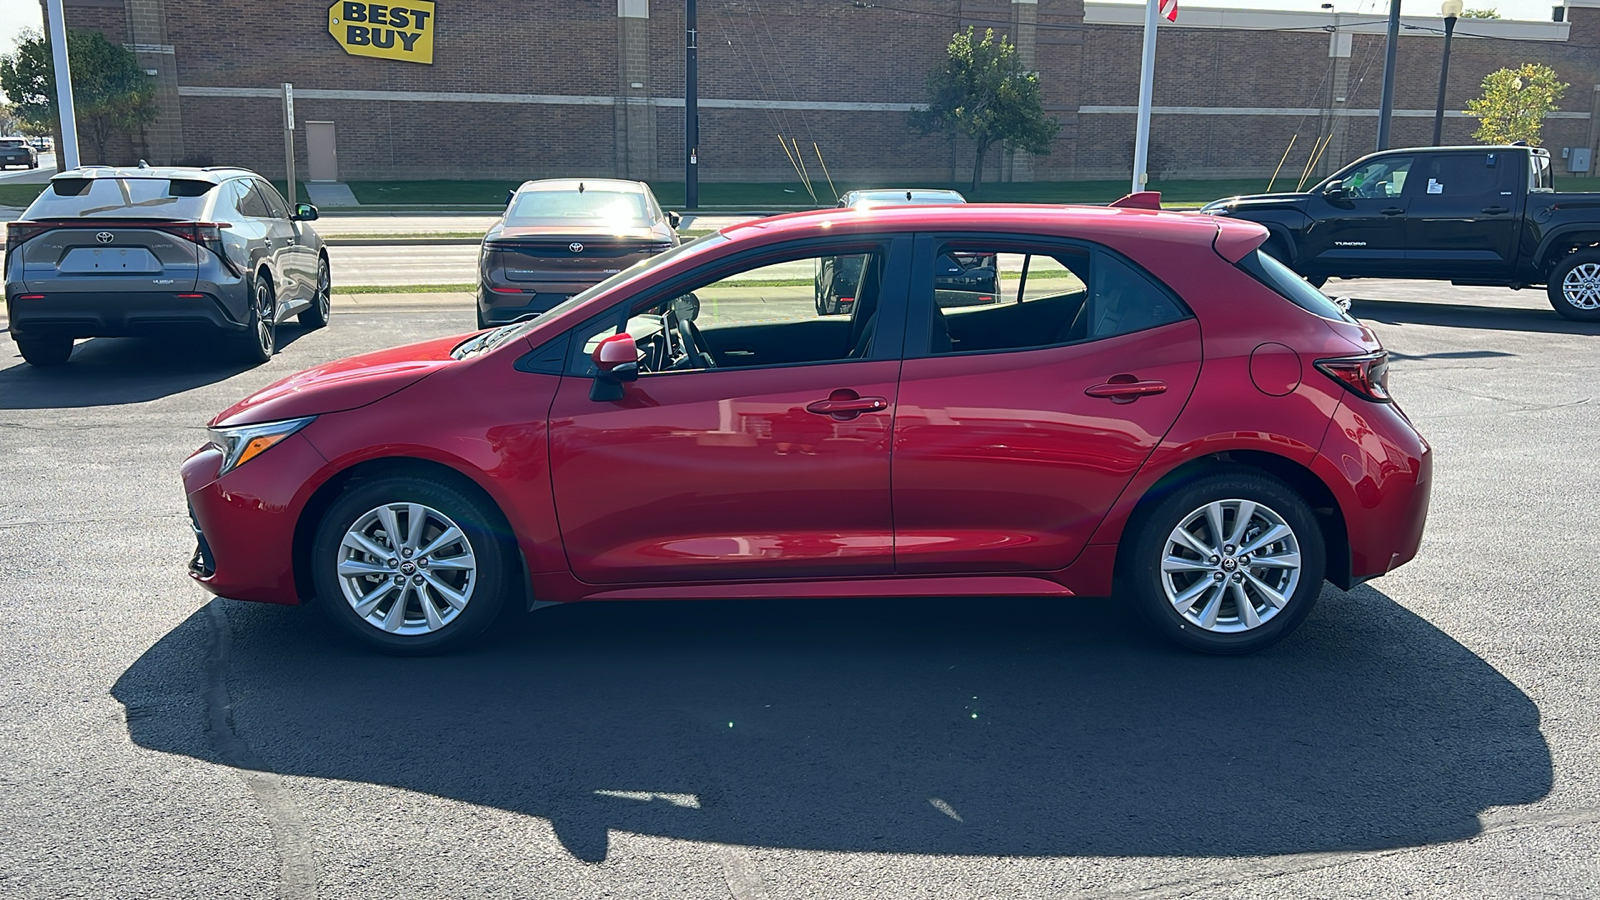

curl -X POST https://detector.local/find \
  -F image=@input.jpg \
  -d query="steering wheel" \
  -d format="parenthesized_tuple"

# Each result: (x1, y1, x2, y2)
(675, 309, 717, 369)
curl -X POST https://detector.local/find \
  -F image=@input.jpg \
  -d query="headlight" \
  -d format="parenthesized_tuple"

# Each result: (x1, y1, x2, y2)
(205, 416, 315, 477)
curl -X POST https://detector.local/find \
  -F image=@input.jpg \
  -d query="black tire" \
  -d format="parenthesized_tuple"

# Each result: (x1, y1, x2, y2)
(298, 255, 331, 329)
(310, 473, 514, 655)
(15, 336, 73, 367)
(1546, 249, 1600, 322)
(239, 273, 276, 363)
(1124, 467, 1326, 655)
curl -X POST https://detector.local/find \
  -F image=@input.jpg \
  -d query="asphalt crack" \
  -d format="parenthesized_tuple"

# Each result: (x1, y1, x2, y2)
(204, 601, 319, 900)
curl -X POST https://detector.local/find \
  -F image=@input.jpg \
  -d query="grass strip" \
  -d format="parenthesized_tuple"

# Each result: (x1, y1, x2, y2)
(335, 283, 476, 294)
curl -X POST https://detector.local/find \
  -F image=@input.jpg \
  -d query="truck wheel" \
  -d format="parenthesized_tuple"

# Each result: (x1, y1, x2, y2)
(1547, 250, 1600, 322)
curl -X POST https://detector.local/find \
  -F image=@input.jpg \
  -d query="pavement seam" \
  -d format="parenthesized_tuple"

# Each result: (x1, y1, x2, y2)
(204, 601, 319, 900)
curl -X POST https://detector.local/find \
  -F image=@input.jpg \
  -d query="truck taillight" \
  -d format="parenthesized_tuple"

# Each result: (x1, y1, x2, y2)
(1315, 351, 1391, 403)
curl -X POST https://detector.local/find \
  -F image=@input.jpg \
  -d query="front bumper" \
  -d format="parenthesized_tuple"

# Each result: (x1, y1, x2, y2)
(182, 432, 329, 605)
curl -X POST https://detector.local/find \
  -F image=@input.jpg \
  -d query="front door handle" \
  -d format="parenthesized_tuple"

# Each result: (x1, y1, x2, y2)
(1380, 207, 1406, 216)
(1481, 206, 1509, 215)
(806, 389, 889, 420)
(1085, 377, 1167, 404)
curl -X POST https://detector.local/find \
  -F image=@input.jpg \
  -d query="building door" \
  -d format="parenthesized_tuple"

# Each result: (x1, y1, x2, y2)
(306, 122, 339, 182)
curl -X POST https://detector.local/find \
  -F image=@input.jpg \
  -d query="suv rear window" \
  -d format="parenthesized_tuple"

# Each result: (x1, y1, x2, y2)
(1238, 250, 1357, 323)
(25, 177, 216, 219)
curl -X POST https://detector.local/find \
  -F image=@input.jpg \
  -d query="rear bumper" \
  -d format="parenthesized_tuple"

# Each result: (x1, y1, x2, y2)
(6, 289, 249, 339)
(478, 283, 586, 325)
(1314, 398, 1433, 584)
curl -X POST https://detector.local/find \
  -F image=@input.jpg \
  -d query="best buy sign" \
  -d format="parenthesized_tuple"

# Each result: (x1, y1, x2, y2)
(328, 1, 435, 64)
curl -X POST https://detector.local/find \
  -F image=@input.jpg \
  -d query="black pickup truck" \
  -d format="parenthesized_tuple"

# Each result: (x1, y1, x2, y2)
(1200, 145, 1600, 320)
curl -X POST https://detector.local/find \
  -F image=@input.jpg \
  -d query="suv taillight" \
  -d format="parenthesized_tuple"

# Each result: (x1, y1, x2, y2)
(1315, 351, 1391, 403)
(162, 222, 239, 276)
(5, 222, 48, 256)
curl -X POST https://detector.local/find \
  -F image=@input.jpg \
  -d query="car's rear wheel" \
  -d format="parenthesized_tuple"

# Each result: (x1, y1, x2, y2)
(298, 256, 331, 329)
(15, 336, 73, 367)
(239, 273, 276, 363)
(311, 473, 513, 655)
(1126, 468, 1325, 654)
(1547, 250, 1600, 322)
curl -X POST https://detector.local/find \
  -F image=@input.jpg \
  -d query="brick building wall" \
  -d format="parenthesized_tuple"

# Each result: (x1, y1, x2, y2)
(39, 0, 1600, 183)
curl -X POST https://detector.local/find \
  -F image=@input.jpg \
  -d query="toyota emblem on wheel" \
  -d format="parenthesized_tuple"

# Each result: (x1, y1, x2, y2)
(569, 242, 584, 254)
(95, 232, 114, 244)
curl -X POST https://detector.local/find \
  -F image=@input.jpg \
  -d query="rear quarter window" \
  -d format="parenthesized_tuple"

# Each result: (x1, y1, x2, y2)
(25, 178, 215, 219)
(1239, 250, 1357, 323)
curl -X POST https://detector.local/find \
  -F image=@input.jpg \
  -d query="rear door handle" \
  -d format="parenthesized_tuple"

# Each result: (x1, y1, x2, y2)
(1085, 378, 1167, 403)
(1380, 207, 1406, 216)
(806, 389, 889, 419)
(1481, 206, 1509, 215)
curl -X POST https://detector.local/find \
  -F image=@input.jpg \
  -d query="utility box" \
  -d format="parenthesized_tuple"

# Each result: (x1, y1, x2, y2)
(1568, 147, 1592, 173)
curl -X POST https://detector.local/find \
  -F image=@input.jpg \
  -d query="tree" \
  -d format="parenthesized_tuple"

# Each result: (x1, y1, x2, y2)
(1465, 63, 1569, 146)
(910, 28, 1059, 195)
(0, 103, 21, 137)
(0, 28, 158, 162)
(1461, 8, 1502, 17)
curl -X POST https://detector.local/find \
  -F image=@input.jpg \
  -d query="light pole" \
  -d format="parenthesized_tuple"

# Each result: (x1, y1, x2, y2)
(1375, 0, 1401, 150)
(1432, 0, 1464, 146)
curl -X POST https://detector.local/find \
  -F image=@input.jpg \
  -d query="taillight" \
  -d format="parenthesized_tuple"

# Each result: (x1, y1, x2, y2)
(5, 222, 49, 255)
(1315, 351, 1391, 403)
(160, 222, 238, 276)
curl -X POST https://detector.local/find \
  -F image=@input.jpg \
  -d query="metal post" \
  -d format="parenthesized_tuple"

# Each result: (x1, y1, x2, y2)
(44, 0, 80, 169)
(1375, 0, 1401, 150)
(1431, 15, 1458, 146)
(685, 0, 699, 209)
(282, 83, 297, 208)
(1130, 0, 1161, 195)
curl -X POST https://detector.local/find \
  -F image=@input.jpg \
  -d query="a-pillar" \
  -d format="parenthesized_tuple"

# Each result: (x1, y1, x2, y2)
(615, 0, 657, 180)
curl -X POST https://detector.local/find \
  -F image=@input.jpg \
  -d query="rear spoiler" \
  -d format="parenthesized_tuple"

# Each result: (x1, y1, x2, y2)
(1108, 191, 1162, 210)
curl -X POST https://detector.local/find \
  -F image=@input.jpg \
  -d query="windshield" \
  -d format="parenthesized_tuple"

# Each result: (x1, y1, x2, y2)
(26, 177, 215, 219)
(505, 189, 651, 227)
(458, 233, 732, 357)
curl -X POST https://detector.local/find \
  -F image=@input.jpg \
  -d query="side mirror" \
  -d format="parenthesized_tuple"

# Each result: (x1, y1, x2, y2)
(1321, 180, 1345, 198)
(666, 210, 682, 229)
(292, 202, 318, 221)
(1334, 296, 1353, 312)
(590, 332, 639, 401)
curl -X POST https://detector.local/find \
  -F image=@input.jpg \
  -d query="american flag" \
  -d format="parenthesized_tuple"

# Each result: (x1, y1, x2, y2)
(1159, 0, 1178, 21)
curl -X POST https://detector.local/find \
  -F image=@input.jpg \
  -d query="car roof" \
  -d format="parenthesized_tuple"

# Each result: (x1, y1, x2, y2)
(723, 203, 1252, 248)
(49, 165, 257, 183)
(516, 178, 648, 194)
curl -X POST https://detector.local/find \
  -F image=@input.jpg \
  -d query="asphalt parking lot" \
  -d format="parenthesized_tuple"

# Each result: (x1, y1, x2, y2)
(0, 280, 1597, 898)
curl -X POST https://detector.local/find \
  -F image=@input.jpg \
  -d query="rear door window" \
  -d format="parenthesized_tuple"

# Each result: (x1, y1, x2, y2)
(25, 177, 215, 219)
(234, 180, 272, 219)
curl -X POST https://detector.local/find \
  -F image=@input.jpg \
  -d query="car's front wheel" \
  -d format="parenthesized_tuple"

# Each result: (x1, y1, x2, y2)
(310, 473, 513, 654)
(15, 336, 73, 367)
(1547, 249, 1600, 322)
(1125, 468, 1325, 654)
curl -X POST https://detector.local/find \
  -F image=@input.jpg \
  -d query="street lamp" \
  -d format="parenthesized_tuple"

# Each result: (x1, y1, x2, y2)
(1432, 0, 1464, 146)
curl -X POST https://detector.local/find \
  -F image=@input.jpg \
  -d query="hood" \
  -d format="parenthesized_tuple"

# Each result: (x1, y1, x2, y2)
(1202, 193, 1310, 214)
(211, 333, 467, 427)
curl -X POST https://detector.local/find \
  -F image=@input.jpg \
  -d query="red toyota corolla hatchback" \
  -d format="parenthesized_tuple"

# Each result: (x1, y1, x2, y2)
(182, 204, 1431, 655)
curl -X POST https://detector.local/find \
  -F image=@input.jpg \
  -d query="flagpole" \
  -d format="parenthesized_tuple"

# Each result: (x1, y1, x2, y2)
(1131, 0, 1162, 195)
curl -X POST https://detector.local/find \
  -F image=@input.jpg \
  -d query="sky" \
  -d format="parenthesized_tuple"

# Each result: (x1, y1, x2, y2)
(0, 0, 1567, 101)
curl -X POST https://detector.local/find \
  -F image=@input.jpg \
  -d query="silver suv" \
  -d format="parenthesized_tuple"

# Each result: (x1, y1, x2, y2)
(4, 166, 330, 366)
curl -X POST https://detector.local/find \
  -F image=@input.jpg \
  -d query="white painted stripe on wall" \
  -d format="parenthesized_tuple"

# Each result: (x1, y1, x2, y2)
(176, 88, 1588, 120)
(1085, 1, 1572, 41)
(1079, 104, 1591, 119)
(618, 0, 648, 17)
(178, 86, 924, 112)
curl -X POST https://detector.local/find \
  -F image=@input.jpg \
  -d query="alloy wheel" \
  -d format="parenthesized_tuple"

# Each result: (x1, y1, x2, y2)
(335, 502, 479, 635)
(254, 279, 276, 356)
(1159, 498, 1302, 633)
(1562, 262, 1600, 310)
(317, 259, 331, 319)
